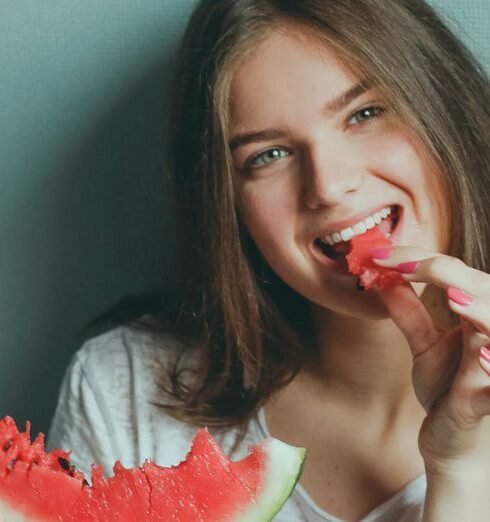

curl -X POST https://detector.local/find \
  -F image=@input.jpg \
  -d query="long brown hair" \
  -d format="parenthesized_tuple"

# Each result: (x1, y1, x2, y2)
(92, 0, 490, 433)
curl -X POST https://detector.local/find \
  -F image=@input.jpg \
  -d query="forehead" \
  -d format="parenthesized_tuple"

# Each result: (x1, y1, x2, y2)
(229, 27, 360, 132)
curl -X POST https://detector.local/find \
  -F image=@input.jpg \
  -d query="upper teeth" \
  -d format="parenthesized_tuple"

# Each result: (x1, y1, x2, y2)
(323, 206, 393, 245)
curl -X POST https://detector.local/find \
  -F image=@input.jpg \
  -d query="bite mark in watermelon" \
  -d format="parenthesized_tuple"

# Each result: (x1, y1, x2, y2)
(346, 228, 403, 290)
(0, 416, 306, 521)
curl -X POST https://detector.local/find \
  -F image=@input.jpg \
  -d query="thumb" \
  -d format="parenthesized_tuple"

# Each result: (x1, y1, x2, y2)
(376, 282, 441, 357)
(377, 282, 463, 412)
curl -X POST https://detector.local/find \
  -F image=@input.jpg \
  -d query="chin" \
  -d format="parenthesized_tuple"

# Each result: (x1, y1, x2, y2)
(315, 280, 429, 323)
(308, 284, 391, 321)
(348, 292, 394, 320)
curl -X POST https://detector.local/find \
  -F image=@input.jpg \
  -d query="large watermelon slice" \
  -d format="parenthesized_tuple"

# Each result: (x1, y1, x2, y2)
(346, 227, 403, 290)
(0, 416, 306, 521)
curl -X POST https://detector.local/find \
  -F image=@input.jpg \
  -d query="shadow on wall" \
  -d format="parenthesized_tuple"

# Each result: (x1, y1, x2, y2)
(1, 58, 180, 435)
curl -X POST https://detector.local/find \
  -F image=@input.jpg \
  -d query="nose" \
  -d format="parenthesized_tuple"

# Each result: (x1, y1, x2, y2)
(302, 144, 364, 209)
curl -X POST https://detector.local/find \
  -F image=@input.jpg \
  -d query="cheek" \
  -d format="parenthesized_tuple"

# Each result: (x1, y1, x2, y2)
(237, 178, 298, 257)
(366, 129, 420, 182)
(370, 130, 450, 250)
(394, 134, 451, 251)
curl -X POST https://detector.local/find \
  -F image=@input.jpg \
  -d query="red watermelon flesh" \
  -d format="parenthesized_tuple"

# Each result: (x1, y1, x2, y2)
(346, 227, 403, 290)
(0, 416, 306, 521)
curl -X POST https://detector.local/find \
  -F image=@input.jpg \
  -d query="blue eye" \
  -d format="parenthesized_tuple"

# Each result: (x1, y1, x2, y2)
(248, 148, 290, 167)
(348, 106, 386, 125)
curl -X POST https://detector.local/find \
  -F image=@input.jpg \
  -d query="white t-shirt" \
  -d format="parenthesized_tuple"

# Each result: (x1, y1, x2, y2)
(47, 326, 426, 521)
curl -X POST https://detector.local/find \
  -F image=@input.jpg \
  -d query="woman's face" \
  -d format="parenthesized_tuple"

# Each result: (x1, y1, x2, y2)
(229, 28, 450, 320)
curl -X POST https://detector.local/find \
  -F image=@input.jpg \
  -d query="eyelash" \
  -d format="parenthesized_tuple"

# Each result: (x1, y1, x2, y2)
(348, 105, 386, 126)
(243, 105, 386, 170)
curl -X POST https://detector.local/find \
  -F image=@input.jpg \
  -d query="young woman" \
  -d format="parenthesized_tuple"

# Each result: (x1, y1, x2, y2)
(48, 1, 490, 520)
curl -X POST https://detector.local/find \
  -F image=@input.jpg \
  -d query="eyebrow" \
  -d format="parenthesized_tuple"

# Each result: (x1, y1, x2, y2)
(229, 81, 370, 152)
(323, 81, 369, 116)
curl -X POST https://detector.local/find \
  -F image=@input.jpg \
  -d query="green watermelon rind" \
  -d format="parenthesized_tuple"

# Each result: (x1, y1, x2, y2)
(235, 438, 306, 522)
(0, 498, 27, 521)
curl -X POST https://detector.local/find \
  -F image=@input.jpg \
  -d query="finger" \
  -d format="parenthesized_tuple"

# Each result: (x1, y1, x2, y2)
(374, 248, 490, 337)
(459, 320, 490, 378)
(446, 290, 490, 338)
(372, 247, 490, 299)
(450, 321, 490, 421)
(377, 281, 466, 413)
(478, 346, 490, 376)
(412, 326, 462, 413)
(376, 282, 442, 357)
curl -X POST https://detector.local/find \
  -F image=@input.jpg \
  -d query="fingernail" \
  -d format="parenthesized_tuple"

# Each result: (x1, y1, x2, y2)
(479, 346, 490, 365)
(396, 261, 419, 274)
(370, 247, 392, 259)
(447, 287, 473, 306)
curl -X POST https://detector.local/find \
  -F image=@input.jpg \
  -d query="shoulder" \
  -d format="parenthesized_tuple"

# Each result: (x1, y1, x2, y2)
(49, 323, 259, 476)
(72, 324, 197, 399)
(65, 324, 205, 432)
(77, 323, 193, 370)
(48, 324, 201, 471)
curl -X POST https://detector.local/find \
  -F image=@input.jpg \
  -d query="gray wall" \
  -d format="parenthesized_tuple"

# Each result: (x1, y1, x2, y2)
(0, 1, 489, 436)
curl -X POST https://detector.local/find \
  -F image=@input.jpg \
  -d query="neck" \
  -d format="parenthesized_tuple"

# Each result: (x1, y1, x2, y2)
(308, 308, 416, 410)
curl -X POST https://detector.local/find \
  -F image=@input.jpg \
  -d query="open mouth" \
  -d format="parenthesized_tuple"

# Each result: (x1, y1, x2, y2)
(314, 205, 400, 263)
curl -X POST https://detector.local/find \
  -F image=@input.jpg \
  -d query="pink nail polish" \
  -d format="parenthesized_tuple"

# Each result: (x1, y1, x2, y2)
(370, 247, 392, 259)
(447, 287, 473, 306)
(396, 261, 419, 274)
(479, 346, 490, 365)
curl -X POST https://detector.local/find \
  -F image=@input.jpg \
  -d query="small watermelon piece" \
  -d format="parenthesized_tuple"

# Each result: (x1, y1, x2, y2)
(346, 228, 403, 290)
(0, 416, 306, 521)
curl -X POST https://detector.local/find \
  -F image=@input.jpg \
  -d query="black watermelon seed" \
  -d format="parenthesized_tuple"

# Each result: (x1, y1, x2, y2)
(58, 457, 71, 471)
(356, 279, 365, 292)
(2, 439, 13, 452)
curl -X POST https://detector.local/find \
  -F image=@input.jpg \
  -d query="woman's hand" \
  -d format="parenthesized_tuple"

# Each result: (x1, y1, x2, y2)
(371, 247, 490, 476)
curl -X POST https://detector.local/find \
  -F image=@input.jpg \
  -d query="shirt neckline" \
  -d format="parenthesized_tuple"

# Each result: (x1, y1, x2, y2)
(255, 406, 426, 521)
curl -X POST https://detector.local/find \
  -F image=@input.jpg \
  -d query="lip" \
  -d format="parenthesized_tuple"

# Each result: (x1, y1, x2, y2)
(312, 203, 398, 241)
(309, 204, 404, 273)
